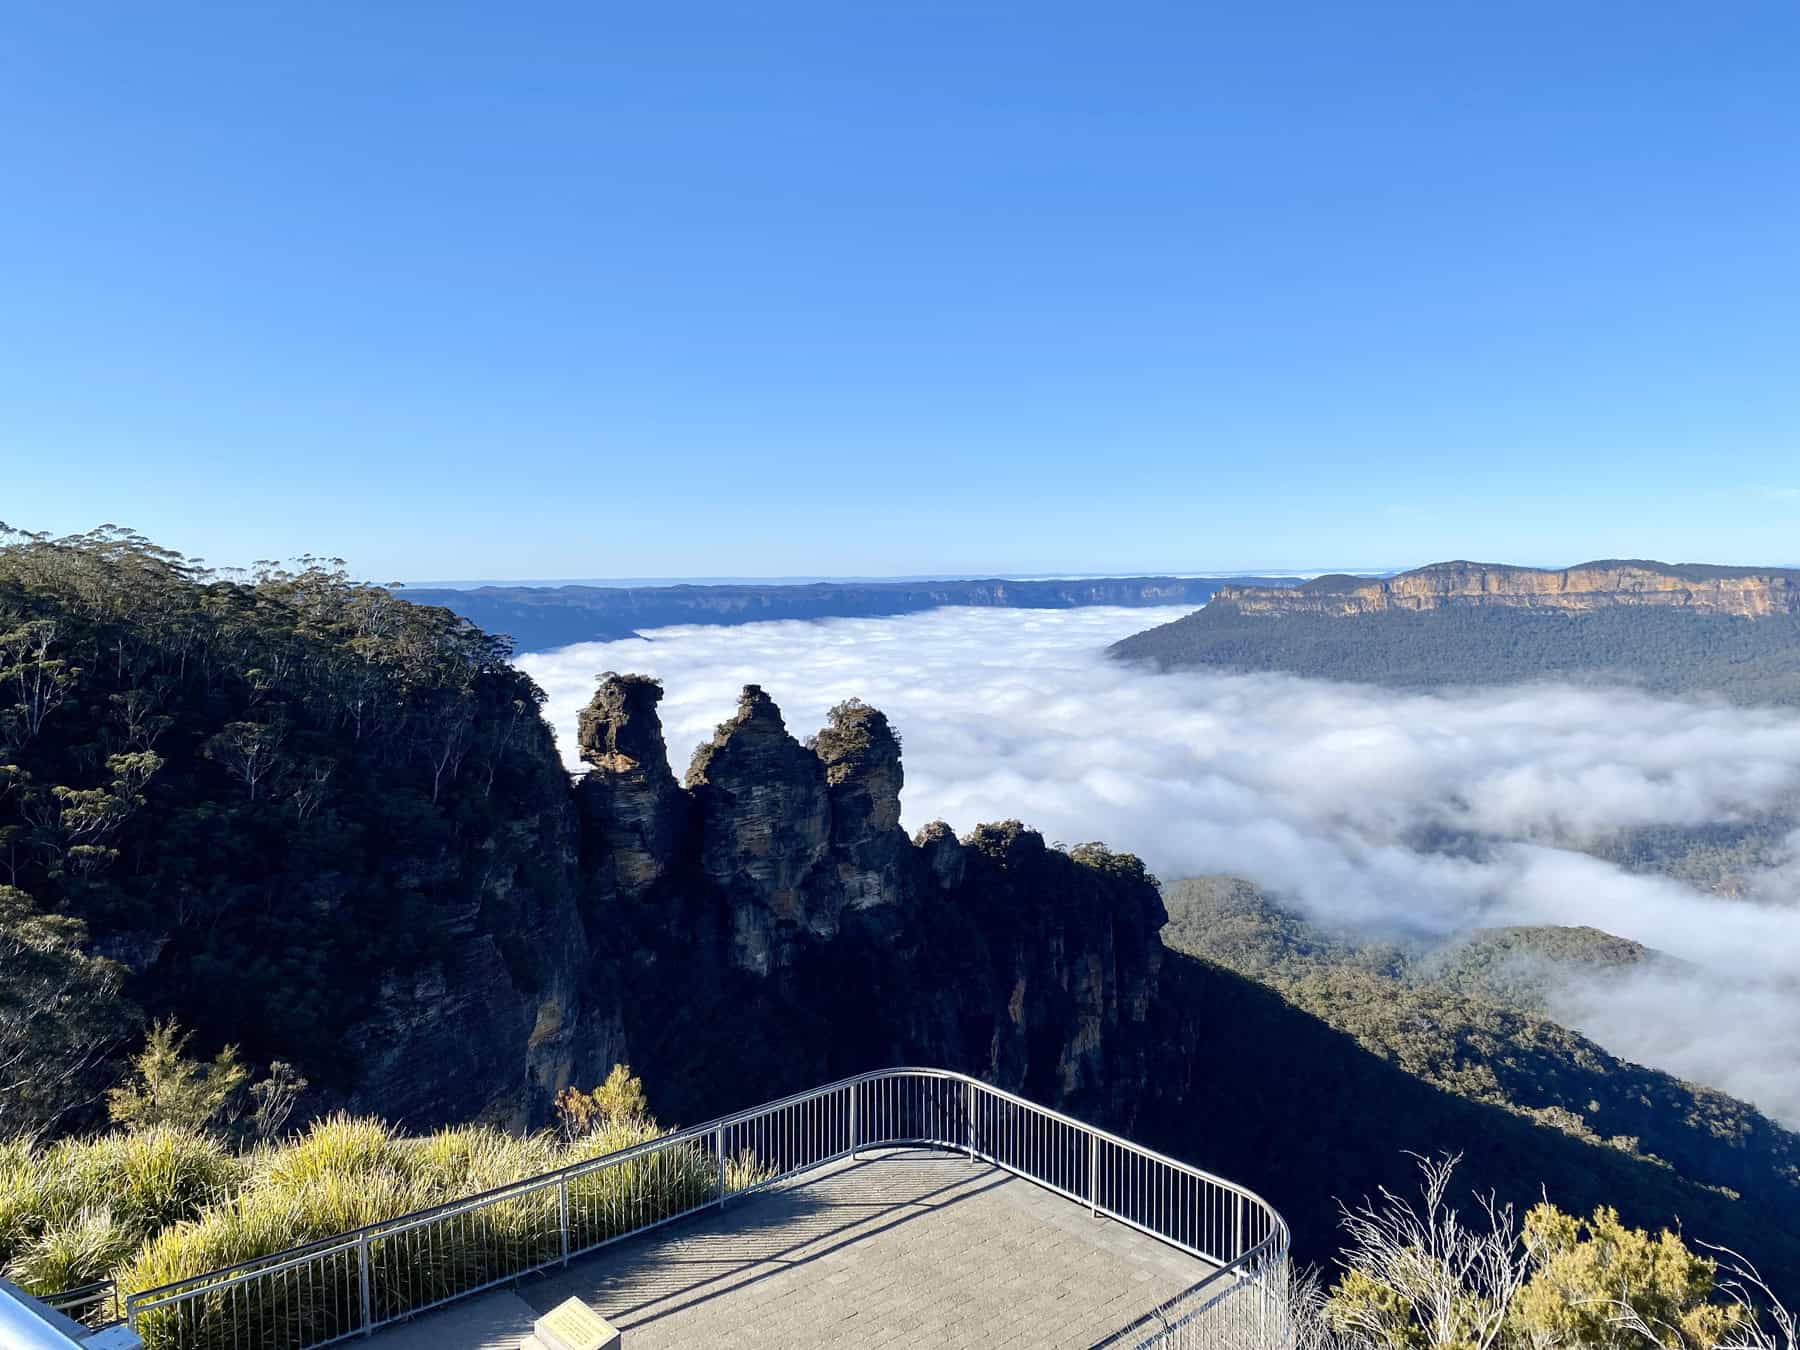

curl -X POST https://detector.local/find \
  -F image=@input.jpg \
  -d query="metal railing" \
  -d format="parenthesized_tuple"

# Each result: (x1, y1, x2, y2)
(109, 1067, 1285, 1349)
(44, 1277, 121, 1325)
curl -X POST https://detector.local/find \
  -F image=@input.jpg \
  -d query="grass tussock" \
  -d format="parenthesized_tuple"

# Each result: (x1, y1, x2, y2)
(4, 1075, 762, 1350)
(0, 1126, 240, 1293)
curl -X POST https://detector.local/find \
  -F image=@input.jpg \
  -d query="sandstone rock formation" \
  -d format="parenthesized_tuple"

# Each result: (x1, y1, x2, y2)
(684, 685, 835, 971)
(1213, 559, 1800, 618)
(573, 675, 1168, 1126)
(813, 700, 911, 916)
(575, 674, 687, 901)
(343, 715, 617, 1131)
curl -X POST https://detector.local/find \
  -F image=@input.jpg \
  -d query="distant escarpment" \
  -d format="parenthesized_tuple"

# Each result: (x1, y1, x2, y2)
(1220, 560, 1800, 618)
(1112, 560, 1800, 703)
(402, 575, 1303, 652)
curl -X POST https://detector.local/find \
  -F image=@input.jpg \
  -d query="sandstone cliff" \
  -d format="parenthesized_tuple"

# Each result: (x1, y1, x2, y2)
(1215, 559, 1800, 618)
(1111, 559, 1800, 702)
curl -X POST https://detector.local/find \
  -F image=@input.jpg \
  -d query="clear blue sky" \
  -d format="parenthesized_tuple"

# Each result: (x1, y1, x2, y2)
(3, 2, 1797, 581)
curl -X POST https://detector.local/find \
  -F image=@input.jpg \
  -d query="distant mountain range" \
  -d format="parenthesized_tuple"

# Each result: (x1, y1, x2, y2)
(1111, 559, 1800, 703)
(402, 575, 1304, 653)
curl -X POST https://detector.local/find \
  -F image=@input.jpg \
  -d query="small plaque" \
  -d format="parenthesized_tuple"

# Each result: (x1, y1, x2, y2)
(533, 1297, 620, 1350)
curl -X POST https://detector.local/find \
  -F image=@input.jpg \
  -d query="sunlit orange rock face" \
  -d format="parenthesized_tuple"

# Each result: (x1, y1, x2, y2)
(1214, 561, 1800, 619)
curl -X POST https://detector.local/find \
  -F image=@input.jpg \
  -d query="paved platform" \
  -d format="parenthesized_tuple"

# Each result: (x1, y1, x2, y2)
(369, 1147, 1218, 1349)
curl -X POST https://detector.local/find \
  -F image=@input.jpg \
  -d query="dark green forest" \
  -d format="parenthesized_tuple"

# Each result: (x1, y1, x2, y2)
(1111, 603, 1800, 704)
(0, 524, 573, 1131)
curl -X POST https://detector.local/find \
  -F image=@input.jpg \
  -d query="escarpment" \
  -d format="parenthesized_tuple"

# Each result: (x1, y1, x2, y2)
(1111, 559, 1800, 702)
(1215, 560, 1800, 618)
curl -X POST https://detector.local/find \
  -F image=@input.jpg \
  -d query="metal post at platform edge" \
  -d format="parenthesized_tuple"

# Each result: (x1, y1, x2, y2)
(715, 1123, 727, 1207)
(1089, 1135, 1099, 1217)
(357, 1233, 373, 1337)
(559, 1175, 571, 1265)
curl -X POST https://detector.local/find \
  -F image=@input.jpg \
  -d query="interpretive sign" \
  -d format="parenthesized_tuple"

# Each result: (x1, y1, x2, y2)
(529, 1297, 621, 1350)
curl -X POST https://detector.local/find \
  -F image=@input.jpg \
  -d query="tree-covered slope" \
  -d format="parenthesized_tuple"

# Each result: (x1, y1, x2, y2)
(1111, 582, 1800, 704)
(0, 526, 605, 1132)
(1143, 948, 1800, 1300)
(1160, 878, 1800, 1214)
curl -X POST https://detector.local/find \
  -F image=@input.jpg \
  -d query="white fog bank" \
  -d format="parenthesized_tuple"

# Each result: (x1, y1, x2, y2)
(518, 606, 1800, 1124)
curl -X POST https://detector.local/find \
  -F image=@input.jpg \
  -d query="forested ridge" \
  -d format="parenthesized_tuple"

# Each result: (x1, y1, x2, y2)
(1112, 598, 1800, 704)
(402, 574, 1304, 652)
(1160, 878, 1800, 1214)
(0, 524, 576, 1132)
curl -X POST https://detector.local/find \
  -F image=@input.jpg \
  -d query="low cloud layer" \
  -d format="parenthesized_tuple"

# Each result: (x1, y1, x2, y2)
(519, 606, 1800, 1124)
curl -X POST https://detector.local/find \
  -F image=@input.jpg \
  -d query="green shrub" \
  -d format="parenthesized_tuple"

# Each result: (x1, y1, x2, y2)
(7, 1205, 136, 1296)
(106, 1022, 249, 1135)
(1, 1126, 236, 1286)
(50, 1126, 241, 1236)
(5, 1075, 775, 1350)
(407, 1124, 559, 1195)
(248, 1114, 402, 1191)
(102, 1107, 736, 1349)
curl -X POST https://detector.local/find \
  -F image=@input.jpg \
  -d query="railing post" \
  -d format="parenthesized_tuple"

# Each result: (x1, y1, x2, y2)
(357, 1232, 373, 1336)
(1234, 1191, 1245, 1260)
(964, 1080, 975, 1159)
(1089, 1134, 1099, 1217)
(558, 1175, 571, 1265)
(849, 1084, 859, 1160)
(715, 1123, 727, 1208)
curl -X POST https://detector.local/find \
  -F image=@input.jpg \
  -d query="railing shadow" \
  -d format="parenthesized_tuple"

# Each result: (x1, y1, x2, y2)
(537, 1149, 1010, 1329)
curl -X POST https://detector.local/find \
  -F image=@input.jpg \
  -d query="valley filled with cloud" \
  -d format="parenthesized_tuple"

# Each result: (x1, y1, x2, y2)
(520, 606, 1800, 1124)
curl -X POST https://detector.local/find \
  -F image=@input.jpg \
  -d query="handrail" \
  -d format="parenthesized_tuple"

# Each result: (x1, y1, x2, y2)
(96, 1068, 1287, 1349)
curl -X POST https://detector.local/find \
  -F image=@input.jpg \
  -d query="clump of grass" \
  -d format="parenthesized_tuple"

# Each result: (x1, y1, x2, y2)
(408, 1123, 560, 1195)
(51, 1126, 242, 1234)
(7, 1205, 136, 1296)
(248, 1113, 400, 1191)
(12, 1066, 750, 1350)
(0, 1126, 237, 1289)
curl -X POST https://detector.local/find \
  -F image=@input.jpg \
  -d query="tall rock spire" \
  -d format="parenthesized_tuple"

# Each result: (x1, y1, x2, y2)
(575, 673, 685, 900)
(812, 699, 910, 913)
(685, 685, 833, 972)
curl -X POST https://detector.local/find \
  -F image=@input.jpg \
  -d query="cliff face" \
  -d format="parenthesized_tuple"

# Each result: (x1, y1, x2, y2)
(576, 675, 1168, 1127)
(1216, 560, 1800, 618)
(343, 712, 620, 1133)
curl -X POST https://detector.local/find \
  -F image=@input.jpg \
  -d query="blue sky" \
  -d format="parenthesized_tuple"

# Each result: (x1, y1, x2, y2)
(3, 2, 1797, 581)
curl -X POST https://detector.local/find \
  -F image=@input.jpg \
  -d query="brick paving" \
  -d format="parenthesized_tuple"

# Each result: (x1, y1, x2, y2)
(373, 1147, 1218, 1349)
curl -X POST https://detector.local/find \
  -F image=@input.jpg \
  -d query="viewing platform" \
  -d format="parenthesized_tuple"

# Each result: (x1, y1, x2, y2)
(371, 1148, 1218, 1349)
(24, 1069, 1287, 1350)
